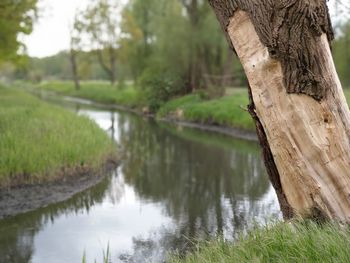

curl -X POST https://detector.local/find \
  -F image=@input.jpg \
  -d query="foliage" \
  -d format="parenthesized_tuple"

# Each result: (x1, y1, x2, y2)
(0, 0, 37, 64)
(139, 66, 185, 112)
(79, 0, 121, 84)
(0, 86, 116, 186)
(23, 51, 109, 81)
(169, 221, 350, 263)
(120, 0, 245, 94)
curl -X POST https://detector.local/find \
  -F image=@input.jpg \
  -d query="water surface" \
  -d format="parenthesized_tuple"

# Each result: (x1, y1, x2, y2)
(0, 100, 280, 263)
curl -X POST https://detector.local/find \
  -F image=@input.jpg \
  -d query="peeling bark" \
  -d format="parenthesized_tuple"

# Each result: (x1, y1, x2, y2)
(209, 0, 333, 100)
(209, 1, 350, 221)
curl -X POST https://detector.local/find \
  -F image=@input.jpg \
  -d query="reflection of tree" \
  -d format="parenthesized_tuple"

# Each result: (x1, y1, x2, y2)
(0, 173, 116, 263)
(119, 116, 279, 259)
(107, 111, 115, 141)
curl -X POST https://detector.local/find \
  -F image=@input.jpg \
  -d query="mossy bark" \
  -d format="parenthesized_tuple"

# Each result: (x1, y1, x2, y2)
(209, 1, 350, 221)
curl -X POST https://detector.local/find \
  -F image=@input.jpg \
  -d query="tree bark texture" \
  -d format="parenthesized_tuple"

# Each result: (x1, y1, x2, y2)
(209, 0, 350, 222)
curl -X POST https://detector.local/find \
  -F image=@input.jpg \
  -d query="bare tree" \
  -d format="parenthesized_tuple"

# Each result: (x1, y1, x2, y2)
(69, 12, 83, 91)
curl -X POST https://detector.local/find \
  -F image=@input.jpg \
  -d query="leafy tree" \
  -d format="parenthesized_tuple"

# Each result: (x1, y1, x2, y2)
(69, 12, 85, 90)
(0, 0, 37, 64)
(81, 0, 120, 85)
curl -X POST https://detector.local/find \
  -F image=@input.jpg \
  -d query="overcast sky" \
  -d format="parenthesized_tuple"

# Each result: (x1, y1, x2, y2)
(24, 0, 347, 58)
(23, 0, 90, 58)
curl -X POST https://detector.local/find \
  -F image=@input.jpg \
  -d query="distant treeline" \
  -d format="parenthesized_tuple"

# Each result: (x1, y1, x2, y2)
(2, 0, 350, 96)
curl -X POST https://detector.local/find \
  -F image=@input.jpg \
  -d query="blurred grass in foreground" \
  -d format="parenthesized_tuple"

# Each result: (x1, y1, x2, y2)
(169, 221, 350, 263)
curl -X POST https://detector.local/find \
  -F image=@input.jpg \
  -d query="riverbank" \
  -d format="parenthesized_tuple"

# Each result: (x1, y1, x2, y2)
(0, 87, 118, 218)
(27, 81, 255, 133)
(27, 81, 350, 138)
(169, 221, 350, 263)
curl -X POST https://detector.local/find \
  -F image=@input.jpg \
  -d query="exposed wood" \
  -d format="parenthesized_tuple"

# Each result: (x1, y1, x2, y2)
(226, 10, 350, 221)
(208, 0, 333, 100)
(247, 85, 294, 219)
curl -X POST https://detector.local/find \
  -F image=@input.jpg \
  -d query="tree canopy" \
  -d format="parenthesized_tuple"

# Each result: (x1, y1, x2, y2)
(0, 0, 37, 64)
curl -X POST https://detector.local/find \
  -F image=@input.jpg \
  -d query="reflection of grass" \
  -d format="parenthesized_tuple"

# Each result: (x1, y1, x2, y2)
(169, 221, 350, 263)
(38, 81, 143, 108)
(0, 87, 116, 186)
(159, 122, 260, 155)
(157, 90, 255, 131)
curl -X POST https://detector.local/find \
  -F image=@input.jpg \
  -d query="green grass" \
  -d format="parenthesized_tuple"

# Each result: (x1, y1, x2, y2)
(157, 89, 255, 131)
(29, 81, 350, 133)
(37, 81, 143, 108)
(0, 87, 116, 187)
(169, 221, 350, 263)
(30, 81, 254, 131)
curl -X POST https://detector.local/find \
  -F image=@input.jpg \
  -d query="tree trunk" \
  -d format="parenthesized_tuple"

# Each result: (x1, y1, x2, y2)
(70, 48, 80, 91)
(209, 1, 350, 222)
(97, 49, 116, 86)
(182, 0, 203, 92)
(109, 47, 116, 86)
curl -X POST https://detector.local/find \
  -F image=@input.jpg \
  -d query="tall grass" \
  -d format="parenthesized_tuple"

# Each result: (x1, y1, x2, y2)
(0, 87, 116, 186)
(169, 221, 350, 263)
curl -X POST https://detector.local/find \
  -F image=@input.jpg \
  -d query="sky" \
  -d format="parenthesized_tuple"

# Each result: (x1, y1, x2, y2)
(24, 0, 90, 58)
(24, 0, 347, 58)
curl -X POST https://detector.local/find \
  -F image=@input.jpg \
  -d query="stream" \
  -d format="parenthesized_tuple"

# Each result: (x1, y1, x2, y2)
(0, 97, 280, 263)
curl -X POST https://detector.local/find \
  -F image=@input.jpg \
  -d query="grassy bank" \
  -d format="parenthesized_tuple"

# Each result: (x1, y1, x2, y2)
(157, 90, 254, 131)
(0, 87, 117, 187)
(169, 221, 350, 263)
(37, 81, 143, 108)
(27, 81, 350, 133)
(28, 81, 255, 131)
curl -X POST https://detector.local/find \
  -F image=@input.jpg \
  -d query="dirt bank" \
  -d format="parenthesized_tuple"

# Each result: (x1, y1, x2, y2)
(0, 158, 119, 219)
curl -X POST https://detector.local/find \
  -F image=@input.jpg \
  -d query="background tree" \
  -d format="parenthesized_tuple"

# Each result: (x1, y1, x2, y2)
(0, 0, 37, 64)
(82, 0, 120, 86)
(69, 12, 84, 90)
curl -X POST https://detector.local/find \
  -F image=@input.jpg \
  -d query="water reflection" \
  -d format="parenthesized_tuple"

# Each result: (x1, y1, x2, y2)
(0, 101, 280, 263)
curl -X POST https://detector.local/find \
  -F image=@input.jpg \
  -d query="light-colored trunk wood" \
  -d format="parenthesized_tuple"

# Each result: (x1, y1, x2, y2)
(227, 11, 350, 221)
